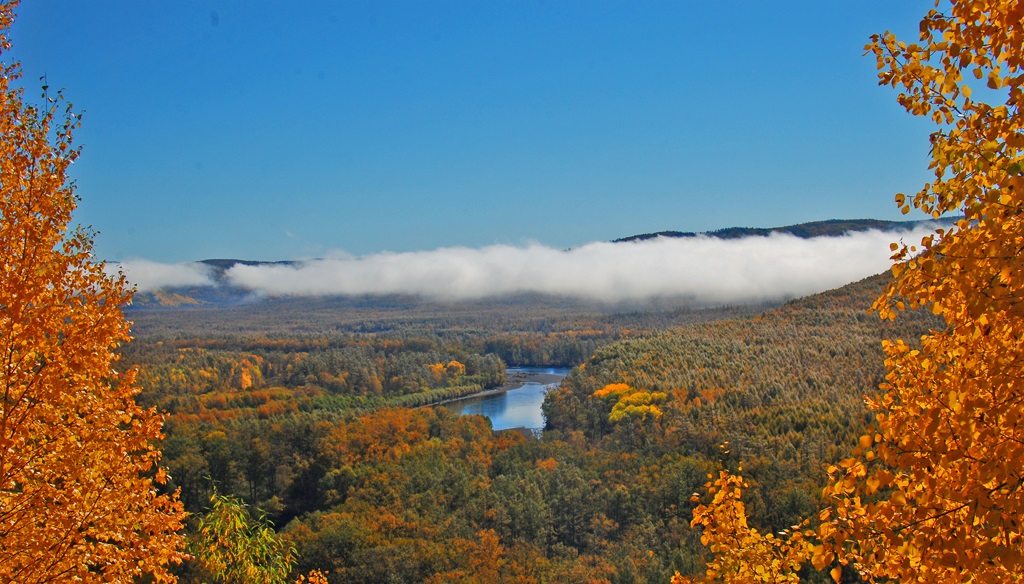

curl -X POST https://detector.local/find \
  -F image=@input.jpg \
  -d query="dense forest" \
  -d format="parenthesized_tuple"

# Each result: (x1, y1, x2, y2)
(5, 0, 1018, 580)
(117, 273, 942, 582)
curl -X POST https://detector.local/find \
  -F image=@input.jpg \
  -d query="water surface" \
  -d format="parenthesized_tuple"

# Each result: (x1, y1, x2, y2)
(446, 367, 568, 431)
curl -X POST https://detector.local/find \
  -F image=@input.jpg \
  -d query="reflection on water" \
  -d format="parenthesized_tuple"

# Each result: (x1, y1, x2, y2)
(446, 367, 568, 431)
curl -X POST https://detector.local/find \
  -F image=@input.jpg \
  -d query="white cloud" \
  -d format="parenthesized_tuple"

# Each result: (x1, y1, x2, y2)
(223, 226, 939, 304)
(108, 259, 214, 292)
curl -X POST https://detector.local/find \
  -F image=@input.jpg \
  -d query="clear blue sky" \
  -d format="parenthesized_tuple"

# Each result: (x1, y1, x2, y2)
(9, 1, 935, 263)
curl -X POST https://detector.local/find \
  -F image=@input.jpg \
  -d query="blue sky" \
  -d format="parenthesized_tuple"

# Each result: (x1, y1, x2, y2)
(10, 1, 935, 263)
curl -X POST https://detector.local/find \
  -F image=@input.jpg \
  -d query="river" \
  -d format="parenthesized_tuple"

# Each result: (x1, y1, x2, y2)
(444, 367, 569, 432)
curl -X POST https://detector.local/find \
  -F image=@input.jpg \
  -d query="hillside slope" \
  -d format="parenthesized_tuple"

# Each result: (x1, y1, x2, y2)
(543, 272, 943, 531)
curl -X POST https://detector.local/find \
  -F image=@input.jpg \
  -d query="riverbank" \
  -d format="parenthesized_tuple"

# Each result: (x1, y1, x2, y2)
(432, 368, 567, 407)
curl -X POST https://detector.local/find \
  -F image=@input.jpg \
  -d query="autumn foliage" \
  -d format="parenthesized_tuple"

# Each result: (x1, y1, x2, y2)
(3, 0, 1017, 579)
(817, 0, 1024, 580)
(687, 0, 1024, 581)
(592, 382, 667, 422)
(0, 1, 185, 581)
(686, 472, 813, 584)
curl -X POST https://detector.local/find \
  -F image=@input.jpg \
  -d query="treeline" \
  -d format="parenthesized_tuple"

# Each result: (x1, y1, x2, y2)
(125, 291, 765, 359)
(126, 336, 506, 423)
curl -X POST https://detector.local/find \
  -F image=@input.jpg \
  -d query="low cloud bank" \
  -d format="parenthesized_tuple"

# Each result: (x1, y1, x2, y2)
(109, 259, 214, 292)
(224, 227, 936, 305)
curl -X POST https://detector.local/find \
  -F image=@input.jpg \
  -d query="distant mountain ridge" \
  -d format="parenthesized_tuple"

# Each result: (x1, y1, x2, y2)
(193, 218, 952, 276)
(196, 258, 294, 283)
(129, 218, 947, 308)
(613, 217, 955, 243)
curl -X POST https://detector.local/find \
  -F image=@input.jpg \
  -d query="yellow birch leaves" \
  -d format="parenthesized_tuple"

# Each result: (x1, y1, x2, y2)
(592, 382, 667, 422)
(820, 0, 1024, 580)
(686, 1, 1024, 581)
(0, 1, 185, 580)
(687, 472, 812, 584)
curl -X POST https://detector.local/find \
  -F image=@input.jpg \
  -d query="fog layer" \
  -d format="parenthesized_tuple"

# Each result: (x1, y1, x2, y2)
(212, 228, 933, 304)
(109, 259, 214, 292)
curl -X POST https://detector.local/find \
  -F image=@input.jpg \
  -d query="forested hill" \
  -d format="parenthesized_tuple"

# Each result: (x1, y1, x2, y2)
(613, 217, 954, 243)
(541, 272, 943, 552)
